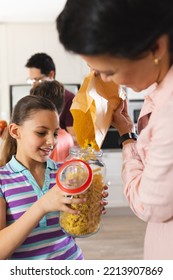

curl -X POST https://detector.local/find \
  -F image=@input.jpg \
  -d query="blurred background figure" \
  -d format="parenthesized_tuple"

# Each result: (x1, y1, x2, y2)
(25, 52, 77, 144)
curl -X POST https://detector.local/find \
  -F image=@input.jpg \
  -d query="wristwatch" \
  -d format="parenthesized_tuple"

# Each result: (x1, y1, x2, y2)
(118, 132, 138, 148)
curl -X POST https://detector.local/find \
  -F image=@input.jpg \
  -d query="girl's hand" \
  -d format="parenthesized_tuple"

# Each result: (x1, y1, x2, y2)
(37, 184, 86, 215)
(101, 184, 108, 215)
(112, 99, 134, 136)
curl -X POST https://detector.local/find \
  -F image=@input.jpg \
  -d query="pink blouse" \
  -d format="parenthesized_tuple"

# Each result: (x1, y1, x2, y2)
(122, 65, 173, 259)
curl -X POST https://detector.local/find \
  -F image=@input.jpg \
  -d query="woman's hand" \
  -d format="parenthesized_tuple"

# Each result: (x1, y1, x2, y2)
(112, 99, 134, 136)
(37, 184, 86, 215)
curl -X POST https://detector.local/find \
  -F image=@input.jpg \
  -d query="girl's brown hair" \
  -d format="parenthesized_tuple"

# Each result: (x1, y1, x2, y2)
(0, 95, 57, 166)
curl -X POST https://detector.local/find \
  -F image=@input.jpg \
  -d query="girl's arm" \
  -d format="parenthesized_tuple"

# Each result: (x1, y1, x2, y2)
(0, 197, 46, 259)
(0, 185, 85, 260)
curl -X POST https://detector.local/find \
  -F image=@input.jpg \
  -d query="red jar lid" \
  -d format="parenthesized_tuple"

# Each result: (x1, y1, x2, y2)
(56, 159, 93, 195)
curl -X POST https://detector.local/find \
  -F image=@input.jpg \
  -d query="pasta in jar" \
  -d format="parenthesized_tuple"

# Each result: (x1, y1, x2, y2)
(57, 146, 106, 237)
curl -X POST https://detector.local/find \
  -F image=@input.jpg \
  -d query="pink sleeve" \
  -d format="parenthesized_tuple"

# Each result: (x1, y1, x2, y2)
(50, 129, 74, 163)
(122, 102, 173, 222)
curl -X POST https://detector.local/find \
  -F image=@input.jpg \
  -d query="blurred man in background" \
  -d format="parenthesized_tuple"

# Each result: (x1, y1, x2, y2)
(25, 52, 76, 143)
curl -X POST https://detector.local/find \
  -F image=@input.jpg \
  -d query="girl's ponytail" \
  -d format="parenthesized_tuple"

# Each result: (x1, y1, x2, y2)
(0, 128, 17, 167)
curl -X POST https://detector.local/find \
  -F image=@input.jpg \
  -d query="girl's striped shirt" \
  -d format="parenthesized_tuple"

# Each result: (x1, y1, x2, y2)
(0, 156, 83, 260)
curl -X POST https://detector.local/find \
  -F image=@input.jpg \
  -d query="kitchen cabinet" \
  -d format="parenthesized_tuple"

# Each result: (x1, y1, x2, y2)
(102, 149, 128, 208)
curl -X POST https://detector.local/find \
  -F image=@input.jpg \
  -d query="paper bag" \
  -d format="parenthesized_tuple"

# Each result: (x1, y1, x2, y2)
(70, 72, 121, 150)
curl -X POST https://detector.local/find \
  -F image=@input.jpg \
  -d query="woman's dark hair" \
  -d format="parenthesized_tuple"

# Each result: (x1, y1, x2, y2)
(30, 80, 65, 114)
(0, 95, 57, 166)
(57, 0, 173, 59)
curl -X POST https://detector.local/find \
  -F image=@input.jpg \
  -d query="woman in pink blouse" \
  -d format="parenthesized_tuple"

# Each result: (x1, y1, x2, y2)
(56, 0, 173, 259)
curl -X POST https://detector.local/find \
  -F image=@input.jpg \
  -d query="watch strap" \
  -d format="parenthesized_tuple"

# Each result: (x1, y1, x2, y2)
(118, 132, 138, 148)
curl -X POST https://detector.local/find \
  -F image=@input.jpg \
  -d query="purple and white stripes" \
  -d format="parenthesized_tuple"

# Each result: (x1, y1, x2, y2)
(0, 156, 83, 260)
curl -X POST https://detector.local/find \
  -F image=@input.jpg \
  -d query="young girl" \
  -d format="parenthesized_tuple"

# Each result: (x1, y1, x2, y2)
(30, 80, 74, 163)
(0, 95, 85, 260)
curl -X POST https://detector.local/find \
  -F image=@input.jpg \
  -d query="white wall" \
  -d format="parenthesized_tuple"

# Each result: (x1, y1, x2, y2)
(0, 22, 89, 121)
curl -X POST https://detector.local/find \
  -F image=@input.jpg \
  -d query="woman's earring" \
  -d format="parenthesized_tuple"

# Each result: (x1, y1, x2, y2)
(154, 57, 160, 65)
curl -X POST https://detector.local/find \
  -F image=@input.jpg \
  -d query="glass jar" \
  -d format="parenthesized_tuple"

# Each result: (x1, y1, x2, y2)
(56, 146, 106, 237)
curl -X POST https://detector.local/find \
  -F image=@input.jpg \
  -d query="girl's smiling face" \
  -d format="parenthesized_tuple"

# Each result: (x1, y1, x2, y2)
(10, 109, 59, 167)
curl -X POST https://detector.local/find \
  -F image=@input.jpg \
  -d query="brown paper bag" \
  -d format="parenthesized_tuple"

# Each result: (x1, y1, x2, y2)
(70, 72, 121, 150)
